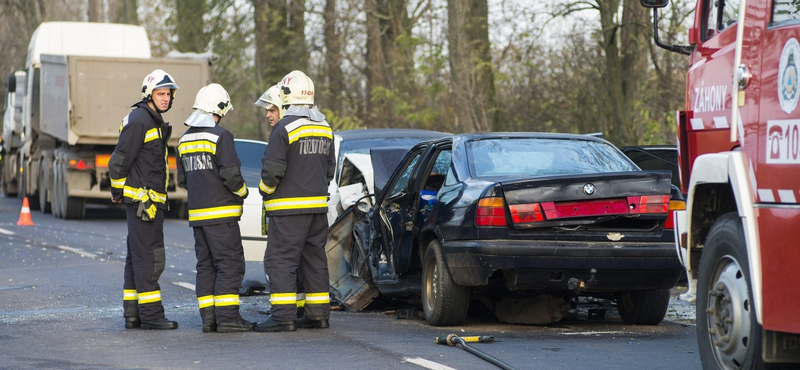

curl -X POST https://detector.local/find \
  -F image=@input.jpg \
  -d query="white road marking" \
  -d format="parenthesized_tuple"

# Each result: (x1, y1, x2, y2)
(403, 357, 458, 370)
(57, 245, 99, 259)
(561, 331, 624, 335)
(173, 282, 196, 291)
(0, 227, 14, 235)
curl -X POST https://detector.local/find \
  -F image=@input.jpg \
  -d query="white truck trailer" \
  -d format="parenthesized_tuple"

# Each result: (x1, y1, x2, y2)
(2, 22, 209, 218)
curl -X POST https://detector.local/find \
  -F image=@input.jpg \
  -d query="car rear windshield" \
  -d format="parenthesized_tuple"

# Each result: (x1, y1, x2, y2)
(466, 138, 637, 178)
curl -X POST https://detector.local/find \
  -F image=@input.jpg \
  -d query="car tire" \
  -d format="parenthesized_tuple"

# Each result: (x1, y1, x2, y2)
(422, 240, 469, 326)
(697, 213, 770, 370)
(615, 288, 670, 325)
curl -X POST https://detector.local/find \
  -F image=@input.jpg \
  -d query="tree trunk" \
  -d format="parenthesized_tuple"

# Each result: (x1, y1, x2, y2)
(287, 0, 307, 73)
(174, 0, 208, 53)
(364, 0, 420, 127)
(110, 0, 139, 25)
(323, 0, 343, 110)
(253, 0, 307, 139)
(596, 0, 648, 145)
(448, 0, 496, 133)
(364, 0, 386, 124)
(87, 0, 103, 22)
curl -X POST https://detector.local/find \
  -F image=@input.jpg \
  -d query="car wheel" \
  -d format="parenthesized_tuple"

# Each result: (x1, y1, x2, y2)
(615, 288, 670, 325)
(422, 240, 469, 326)
(697, 213, 766, 370)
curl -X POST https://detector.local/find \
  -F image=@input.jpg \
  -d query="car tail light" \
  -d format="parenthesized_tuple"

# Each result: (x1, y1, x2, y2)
(509, 203, 544, 223)
(627, 195, 669, 214)
(476, 197, 506, 226)
(664, 199, 686, 229)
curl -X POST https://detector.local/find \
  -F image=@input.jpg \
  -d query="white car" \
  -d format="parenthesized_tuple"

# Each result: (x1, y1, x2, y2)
(234, 130, 446, 290)
(233, 138, 269, 262)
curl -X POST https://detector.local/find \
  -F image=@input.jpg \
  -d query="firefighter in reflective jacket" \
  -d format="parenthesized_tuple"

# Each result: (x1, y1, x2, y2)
(255, 84, 307, 316)
(109, 69, 179, 330)
(177, 83, 254, 333)
(255, 70, 335, 332)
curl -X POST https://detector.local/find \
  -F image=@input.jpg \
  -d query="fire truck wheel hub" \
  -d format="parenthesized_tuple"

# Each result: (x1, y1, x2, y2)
(706, 257, 751, 368)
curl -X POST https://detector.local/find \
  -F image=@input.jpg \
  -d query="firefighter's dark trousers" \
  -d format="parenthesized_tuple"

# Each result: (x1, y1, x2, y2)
(193, 222, 246, 323)
(265, 213, 330, 322)
(123, 204, 166, 322)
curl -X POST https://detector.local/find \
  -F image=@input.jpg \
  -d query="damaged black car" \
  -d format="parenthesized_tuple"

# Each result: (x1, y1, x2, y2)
(327, 133, 684, 326)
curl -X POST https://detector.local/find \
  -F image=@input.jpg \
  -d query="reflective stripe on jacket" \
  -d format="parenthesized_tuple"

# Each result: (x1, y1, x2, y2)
(259, 114, 335, 216)
(109, 101, 172, 208)
(177, 125, 248, 227)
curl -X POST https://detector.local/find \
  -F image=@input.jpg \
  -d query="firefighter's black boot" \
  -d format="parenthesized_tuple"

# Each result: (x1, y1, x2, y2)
(255, 316, 296, 332)
(125, 317, 141, 329)
(296, 316, 329, 329)
(217, 318, 255, 333)
(141, 317, 179, 330)
(201, 307, 216, 333)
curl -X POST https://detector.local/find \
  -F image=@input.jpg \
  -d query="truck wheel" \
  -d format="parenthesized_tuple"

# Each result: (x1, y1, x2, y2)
(52, 156, 85, 219)
(37, 162, 50, 214)
(18, 159, 27, 201)
(166, 201, 188, 219)
(2, 182, 14, 198)
(422, 240, 469, 326)
(51, 158, 62, 218)
(697, 213, 765, 370)
(3, 156, 18, 197)
(615, 288, 670, 325)
(61, 167, 85, 220)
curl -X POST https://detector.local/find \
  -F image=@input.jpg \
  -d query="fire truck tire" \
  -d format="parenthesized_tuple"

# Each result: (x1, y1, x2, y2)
(422, 240, 470, 326)
(697, 212, 769, 370)
(615, 288, 670, 325)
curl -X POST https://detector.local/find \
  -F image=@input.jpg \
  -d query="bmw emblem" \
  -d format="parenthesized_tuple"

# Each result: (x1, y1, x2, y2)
(583, 183, 596, 195)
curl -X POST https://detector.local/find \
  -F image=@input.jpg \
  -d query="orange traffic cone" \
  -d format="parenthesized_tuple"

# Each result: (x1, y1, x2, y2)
(17, 197, 34, 226)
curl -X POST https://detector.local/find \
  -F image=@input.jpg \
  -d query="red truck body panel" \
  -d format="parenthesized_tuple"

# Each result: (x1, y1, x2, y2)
(685, 0, 800, 334)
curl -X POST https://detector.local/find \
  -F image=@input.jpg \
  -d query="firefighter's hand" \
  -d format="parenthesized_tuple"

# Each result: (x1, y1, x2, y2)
(111, 197, 122, 203)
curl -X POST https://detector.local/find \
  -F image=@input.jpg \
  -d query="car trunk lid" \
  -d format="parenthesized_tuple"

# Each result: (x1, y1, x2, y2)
(499, 171, 672, 230)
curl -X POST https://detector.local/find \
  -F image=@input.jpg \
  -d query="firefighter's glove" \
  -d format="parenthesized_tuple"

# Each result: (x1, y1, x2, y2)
(133, 188, 157, 222)
(261, 204, 268, 236)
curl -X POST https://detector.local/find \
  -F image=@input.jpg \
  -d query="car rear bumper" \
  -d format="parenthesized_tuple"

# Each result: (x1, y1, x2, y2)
(441, 239, 683, 292)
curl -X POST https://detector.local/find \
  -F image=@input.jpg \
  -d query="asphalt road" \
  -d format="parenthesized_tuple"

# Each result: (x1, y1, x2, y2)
(0, 195, 702, 370)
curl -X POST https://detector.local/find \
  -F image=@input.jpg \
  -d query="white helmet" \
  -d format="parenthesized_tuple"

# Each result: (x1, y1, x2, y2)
(255, 84, 285, 118)
(193, 83, 233, 117)
(279, 70, 314, 105)
(141, 69, 179, 101)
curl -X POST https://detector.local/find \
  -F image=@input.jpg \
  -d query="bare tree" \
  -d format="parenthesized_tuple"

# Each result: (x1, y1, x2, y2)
(364, 0, 386, 124)
(110, 0, 139, 25)
(447, 0, 496, 133)
(323, 0, 344, 110)
(88, 0, 103, 22)
(174, 0, 208, 52)
(550, 0, 652, 145)
(364, 0, 429, 127)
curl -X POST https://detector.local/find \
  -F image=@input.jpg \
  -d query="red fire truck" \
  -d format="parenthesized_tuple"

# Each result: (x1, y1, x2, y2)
(643, 0, 800, 369)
